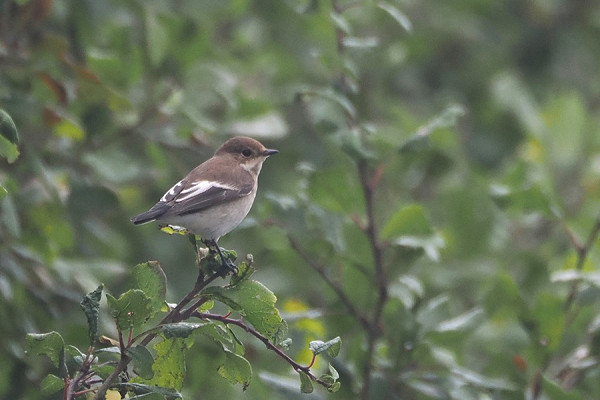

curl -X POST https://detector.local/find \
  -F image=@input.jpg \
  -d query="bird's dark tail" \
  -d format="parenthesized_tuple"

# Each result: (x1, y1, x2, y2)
(131, 202, 170, 225)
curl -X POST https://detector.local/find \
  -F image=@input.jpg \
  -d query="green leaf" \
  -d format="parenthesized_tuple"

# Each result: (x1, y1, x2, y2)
(106, 289, 153, 329)
(299, 371, 313, 393)
(217, 349, 252, 389)
(161, 322, 208, 339)
(0, 109, 19, 144)
(400, 104, 465, 153)
(80, 284, 104, 345)
(533, 292, 565, 351)
(132, 338, 190, 391)
(128, 345, 155, 380)
(434, 307, 484, 332)
(25, 332, 65, 369)
(308, 336, 341, 357)
(229, 258, 255, 286)
(204, 280, 283, 341)
(114, 382, 182, 399)
(328, 363, 339, 380)
(40, 374, 64, 395)
(133, 262, 167, 317)
(53, 117, 85, 141)
(329, 381, 341, 392)
(0, 108, 19, 162)
(377, 1, 412, 32)
(145, 9, 169, 66)
(490, 184, 554, 217)
(392, 233, 445, 262)
(381, 204, 433, 239)
(541, 375, 585, 400)
(0, 183, 7, 200)
(0, 135, 19, 163)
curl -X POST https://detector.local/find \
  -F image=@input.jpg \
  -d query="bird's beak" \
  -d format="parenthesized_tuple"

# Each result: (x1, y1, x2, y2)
(263, 149, 279, 156)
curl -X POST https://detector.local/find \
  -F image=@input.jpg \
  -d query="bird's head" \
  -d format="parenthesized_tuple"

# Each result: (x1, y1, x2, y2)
(215, 136, 278, 175)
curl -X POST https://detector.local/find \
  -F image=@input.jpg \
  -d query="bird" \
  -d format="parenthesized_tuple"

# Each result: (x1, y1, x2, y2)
(131, 136, 278, 271)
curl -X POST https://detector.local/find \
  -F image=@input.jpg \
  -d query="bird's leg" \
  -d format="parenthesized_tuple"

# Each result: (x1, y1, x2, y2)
(188, 234, 201, 266)
(201, 239, 238, 275)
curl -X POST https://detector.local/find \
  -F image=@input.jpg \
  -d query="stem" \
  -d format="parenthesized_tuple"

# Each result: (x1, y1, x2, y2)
(287, 235, 371, 331)
(564, 214, 600, 311)
(357, 160, 387, 400)
(91, 270, 222, 400)
(193, 312, 331, 388)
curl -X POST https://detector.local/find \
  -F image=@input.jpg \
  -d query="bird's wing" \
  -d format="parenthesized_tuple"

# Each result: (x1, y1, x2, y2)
(168, 180, 253, 216)
(131, 179, 252, 224)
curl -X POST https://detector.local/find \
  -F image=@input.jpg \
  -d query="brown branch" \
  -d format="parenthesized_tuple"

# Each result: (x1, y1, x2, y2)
(91, 270, 222, 400)
(287, 234, 371, 331)
(192, 312, 332, 389)
(331, 1, 389, 397)
(564, 213, 600, 311)
(357, 160, 387, 400)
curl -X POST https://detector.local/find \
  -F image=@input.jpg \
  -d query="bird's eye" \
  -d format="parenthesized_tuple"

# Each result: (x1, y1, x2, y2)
(241, 149, 252, 157)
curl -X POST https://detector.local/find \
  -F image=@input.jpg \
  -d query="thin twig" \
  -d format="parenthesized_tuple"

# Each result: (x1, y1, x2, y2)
(287, 235, 371, 330)
(192, 312, 331, 388)
(91, 270, 222, 400)
(357, 160, 387, 400)
(564, 213, 600, 311)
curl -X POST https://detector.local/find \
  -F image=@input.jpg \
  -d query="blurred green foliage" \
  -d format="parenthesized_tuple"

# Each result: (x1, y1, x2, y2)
(2, 0, 600, 399)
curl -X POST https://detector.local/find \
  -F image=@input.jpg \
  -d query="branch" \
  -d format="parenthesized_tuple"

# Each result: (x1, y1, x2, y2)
(192, 312, 332, 388)
(91, 270, 222, 400)
(357, 159, 388, 400)
(287, 235, 371, 331)
(564, 213, 600, 311)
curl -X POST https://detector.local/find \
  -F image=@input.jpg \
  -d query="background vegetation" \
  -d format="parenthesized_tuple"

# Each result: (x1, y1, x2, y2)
(2, 0, 600, 399)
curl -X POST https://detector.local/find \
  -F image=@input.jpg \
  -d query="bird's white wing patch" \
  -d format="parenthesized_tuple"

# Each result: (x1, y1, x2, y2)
(176, 181, 236, 202)
(160, 180, 185, 202)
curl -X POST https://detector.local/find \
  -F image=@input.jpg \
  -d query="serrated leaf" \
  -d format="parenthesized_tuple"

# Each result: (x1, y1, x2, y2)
(25, 332, 65, 369)
(128, 345, 155, 380)
(80, 284, 103, 345)
(217, 349, 252, 388)
(133, 262, 167, 317)
(204, 280, 282, 341)
(132, 338, 190, 391)
(309, 336, 341, 357)
(41, 374, 64, 395)
(299, 371, 313, 393)
(106, 289, 153, 329)
(381, 204, 433, 239)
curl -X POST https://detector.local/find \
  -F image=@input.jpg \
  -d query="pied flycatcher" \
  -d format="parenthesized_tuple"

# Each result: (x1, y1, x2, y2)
(131, 136, 278, 270)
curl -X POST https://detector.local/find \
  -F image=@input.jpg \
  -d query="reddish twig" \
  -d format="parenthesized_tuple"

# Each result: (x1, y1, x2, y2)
(192, 312, 331, 388)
